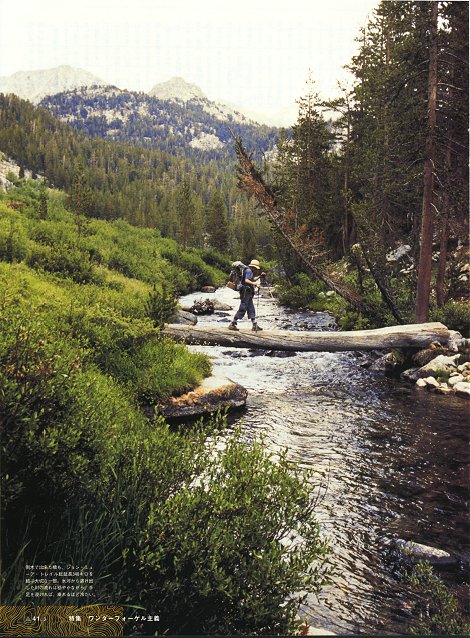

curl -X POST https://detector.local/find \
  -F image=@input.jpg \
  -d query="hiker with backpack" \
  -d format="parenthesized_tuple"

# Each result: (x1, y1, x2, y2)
(228, 259, 265, 332)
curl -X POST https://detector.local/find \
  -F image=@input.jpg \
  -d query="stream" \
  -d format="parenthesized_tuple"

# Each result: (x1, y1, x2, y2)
(179, 287, 469, 635)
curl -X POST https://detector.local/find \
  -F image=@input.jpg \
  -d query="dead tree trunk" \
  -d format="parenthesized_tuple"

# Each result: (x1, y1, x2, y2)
(163, 322, 455, 352)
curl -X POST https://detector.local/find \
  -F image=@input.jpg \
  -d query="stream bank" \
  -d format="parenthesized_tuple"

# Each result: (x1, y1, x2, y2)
(175, 286, 469, 635)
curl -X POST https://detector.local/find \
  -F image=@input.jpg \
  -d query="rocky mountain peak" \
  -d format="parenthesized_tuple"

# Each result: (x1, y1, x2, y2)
(148, 76, 207, 101)
(0, 65, 106, 104)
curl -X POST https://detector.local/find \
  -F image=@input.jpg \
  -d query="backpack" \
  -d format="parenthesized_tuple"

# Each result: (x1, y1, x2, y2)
(226, 261, 247, 291)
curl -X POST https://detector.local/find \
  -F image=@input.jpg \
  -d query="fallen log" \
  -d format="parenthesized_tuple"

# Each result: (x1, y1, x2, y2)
(163, 322, 458, 352)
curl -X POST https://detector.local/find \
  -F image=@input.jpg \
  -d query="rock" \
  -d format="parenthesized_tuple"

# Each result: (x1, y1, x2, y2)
(266, 350, 297, 358)
(412, 348, 453, 367)
(213, 300, 233, 311)
(189, 299, 215, 315)
(413, 353, 461, 379)
(454, 381, 470, 399)
(401, 367, 421, 381)
(386, 244, 411, 262)
(435, 385, 452, 395)
(458, 362, 470, 372)
(171, 309, 198, 325)
(395, 539, 457, 565)
(416, 378, 427, 387)
(369, 350, 405, 373)
(200, 286, 216, 293)
(423, 376, 439, 388)
(157, 375, 248, 419)
(448, 374, 465, 386)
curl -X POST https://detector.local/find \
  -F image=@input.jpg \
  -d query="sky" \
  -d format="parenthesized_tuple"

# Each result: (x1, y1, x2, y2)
(0, 0, 378, 125)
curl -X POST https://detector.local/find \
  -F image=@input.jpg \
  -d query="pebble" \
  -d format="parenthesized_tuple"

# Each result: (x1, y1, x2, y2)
(448, 374, 465, 386)
(454, 381, 470, 399)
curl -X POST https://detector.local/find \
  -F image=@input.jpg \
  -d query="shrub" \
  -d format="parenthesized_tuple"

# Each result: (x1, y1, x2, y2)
(276, 273, 327, 309)
(138, 429, 332, 635)
(430, 301, 470, 338)
(145, 282, 177, 329)
(27, 243, 105, 284)
(405, 561, 470, 635)
(0, 210, 31, 263)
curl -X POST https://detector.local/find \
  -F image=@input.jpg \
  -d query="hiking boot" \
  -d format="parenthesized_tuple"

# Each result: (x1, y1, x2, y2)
(252, 323, 263, 332)
(228, 322, 239, 331)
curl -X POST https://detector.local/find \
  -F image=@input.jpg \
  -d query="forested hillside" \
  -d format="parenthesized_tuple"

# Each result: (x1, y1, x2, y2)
(0, 94, 274, 258)
(40, 85, 279, 159)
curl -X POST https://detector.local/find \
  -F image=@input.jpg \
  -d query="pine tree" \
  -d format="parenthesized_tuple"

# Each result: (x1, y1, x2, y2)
(38, 188, 48, 220)
(68, 162, 92, 238)
(176, 180, 195, 250)
(206, 190, 229, 252)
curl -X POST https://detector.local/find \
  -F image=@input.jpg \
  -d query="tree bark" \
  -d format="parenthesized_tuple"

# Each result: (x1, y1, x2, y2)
(163, 322, 454, 352)
(415, 1, 439, 322)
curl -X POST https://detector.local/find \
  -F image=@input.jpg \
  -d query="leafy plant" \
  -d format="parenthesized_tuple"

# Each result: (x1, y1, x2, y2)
(406, 561, 470, 635)
(145, 281, 177, 329)
(430, 301, 470, 338)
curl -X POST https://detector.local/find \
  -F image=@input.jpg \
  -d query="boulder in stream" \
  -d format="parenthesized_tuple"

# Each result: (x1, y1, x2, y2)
(171, 309, 198, 325)
(156, 375, 248, 419)
(369, 349, 405, 373)
(395, 539, 457, 565)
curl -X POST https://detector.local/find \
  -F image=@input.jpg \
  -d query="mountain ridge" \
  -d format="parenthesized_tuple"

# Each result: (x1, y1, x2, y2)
(0, 65, 257, 125)
(0, 65, 106, 104)
(39, 84, 279, 157)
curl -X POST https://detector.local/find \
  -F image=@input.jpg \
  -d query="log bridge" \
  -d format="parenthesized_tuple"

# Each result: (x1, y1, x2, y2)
(163, 322, 460, 353)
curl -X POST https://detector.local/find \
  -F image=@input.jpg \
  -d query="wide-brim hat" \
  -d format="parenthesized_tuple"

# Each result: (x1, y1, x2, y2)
(248, 259, 261, 269)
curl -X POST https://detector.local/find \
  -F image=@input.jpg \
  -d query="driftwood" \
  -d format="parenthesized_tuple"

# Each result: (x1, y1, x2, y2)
(163, 322, 456, 353)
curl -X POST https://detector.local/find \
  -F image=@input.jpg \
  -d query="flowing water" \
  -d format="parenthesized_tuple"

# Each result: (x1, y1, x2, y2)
(179, 287, 470, 635)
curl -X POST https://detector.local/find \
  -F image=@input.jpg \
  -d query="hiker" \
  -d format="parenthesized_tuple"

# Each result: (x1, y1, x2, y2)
(229, 259, 265, 331)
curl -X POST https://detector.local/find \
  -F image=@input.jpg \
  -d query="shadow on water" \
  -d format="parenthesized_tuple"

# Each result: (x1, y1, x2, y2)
(179, 288, 470, 634)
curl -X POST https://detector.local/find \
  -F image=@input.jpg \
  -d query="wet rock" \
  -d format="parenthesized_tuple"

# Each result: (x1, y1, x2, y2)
(201, 286, 216, 293)
(395, 539, 457, 565)
(189, 299, 215, 315)
(157, 375, 248, 419)
(369, 350, 405, 373)
(171, 309, 198, 325)
(412, 347, 453, 367)
(454, 381, 470, 399)
(416, 378, 427, 388)
(266, 350, 297, 358)
(401, 367, 421, 381)
(213, 300, 233, 311)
